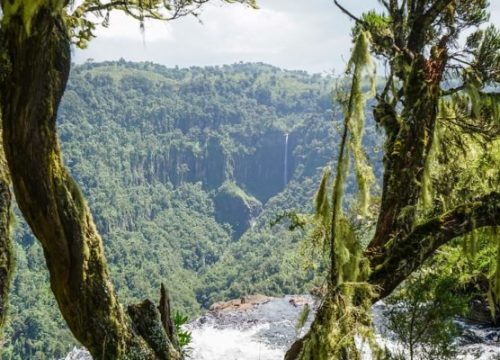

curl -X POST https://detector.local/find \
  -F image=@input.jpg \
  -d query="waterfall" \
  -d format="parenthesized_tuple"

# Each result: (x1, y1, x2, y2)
(284, 133, 289, 187)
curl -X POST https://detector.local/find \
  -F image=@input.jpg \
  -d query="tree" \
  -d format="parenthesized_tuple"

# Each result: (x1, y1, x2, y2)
(0, 0, 255, 358)
(286, 1, 499, 359)
(384, 270, 466, 360)
(0, 131, 12, 342)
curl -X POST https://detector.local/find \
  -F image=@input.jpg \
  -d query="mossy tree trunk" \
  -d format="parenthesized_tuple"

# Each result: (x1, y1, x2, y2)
(369, 54, 441, 250)
(0, 28, 14, 341)
(370, 191, 500, 299)
(0, 6, 180, 359)
(0, 134, 12, 339)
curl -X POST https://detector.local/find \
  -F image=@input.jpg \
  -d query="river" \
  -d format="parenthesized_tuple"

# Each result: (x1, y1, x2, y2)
(64, 295, 500, 360)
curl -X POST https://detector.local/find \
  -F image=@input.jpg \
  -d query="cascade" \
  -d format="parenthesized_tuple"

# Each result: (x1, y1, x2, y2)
(284, 133, 289, 187)
(63, 298, 500, 360)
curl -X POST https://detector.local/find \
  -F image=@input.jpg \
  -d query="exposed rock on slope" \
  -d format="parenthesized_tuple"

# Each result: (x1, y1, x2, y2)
(214, 182, 262, 238)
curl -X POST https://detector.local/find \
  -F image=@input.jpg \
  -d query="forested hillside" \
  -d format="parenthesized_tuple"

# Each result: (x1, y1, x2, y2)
(1, 61, 382, 358)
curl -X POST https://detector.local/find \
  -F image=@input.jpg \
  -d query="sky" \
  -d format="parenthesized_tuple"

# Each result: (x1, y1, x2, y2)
(73, 0, 500, 74)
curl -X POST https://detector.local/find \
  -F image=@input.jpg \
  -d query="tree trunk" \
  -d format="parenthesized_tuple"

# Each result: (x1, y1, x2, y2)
(369, 54, 443, 251)
(0, 136, 12, 339)
(0, 7, 180, 359)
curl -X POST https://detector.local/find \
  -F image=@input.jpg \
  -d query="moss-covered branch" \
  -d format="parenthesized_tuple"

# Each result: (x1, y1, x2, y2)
(370, 192, 500, 299)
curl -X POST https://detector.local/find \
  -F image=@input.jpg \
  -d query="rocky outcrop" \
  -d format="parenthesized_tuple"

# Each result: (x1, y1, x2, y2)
(210, 294, 275, 313)
(214, 182, 262, 239)
(468, 299, 496, 325)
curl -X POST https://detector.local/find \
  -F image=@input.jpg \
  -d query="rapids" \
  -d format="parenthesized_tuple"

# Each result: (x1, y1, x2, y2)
(63, 296, 500, 360)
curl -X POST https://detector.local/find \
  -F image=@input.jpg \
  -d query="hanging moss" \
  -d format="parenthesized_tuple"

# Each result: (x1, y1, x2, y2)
(345, 31, 376, 216)
(420, 100, 448, 209)
(294, 32, 381, 360)
(315, 168, 331, 225)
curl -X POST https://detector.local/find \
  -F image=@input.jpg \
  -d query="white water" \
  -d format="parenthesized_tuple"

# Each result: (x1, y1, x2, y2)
(284, 133, 289, 187)
(63, 297, 500, 360)
(188, 324, 284, 360)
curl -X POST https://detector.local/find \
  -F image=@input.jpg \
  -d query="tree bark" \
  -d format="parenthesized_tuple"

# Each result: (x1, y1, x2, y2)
(369, 54, 443, 251)
(0, 135, 12, 339)
(0, 6, 180, 359)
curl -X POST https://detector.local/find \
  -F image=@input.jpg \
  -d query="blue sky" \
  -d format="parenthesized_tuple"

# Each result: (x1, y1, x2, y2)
(74, 0, 500, 73)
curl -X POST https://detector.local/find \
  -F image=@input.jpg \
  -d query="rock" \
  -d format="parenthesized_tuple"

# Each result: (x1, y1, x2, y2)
(61, 347, 91, 360)
(484, 331, 500, 342)
(210, 294, 274, 313)
(309, 285, 326, 297)
(288, 295, 314, 308)
(214, 182, 262, 239)
(460, 328, 487, 345)
(468, 299, 494, 324)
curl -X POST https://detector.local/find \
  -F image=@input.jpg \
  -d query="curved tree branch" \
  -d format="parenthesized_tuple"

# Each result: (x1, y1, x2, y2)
(369, 191, 500, 299)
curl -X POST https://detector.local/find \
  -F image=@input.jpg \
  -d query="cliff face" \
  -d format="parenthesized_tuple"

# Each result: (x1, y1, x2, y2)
(233, 129, 294, 203)
(214, 182, 263, 239)
(57, 62, 336, 239)
(128, 127, 295, 202)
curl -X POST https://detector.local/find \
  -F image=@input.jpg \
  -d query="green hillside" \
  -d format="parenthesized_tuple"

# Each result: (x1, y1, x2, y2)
(2, 61, 382, 359)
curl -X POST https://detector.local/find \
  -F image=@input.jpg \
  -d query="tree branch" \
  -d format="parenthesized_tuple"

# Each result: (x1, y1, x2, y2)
(423, 0, 453, 24)
(83, 1, 129, 13)
(441, 84, 465, 96)
(407, 0, 454, 51)
(380, 0, 391, 12)
(333, 0, 366, 26)
(369, 191, 500, 299)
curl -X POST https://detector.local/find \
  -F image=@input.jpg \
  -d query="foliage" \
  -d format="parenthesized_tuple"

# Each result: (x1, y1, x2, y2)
(173, 311, 192, 354)
(419, 98, 500, 317)
(384, 269, 468, 360)
(0, 61, 383, 359)
(292, 30, 380, 360)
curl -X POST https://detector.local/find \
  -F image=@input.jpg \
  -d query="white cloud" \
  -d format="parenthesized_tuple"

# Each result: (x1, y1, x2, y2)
(73, 1, 500, 73)
(94, 11, 175, 42)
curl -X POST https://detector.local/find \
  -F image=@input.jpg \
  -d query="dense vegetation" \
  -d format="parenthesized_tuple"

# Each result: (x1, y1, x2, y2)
(1, 1, 497, 358)
(1, 61, 382, 358)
